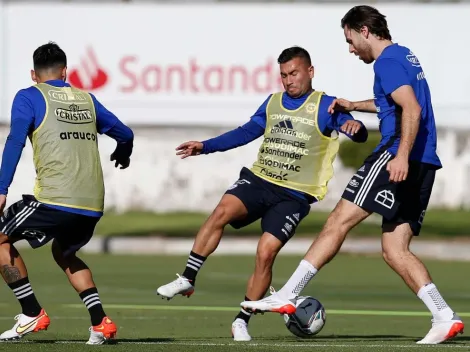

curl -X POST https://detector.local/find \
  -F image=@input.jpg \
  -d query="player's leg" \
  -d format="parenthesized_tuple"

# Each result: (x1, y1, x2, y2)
(0, 198, 50, 341)
(52, 242, 116, 344)
(382, 224, 431, 294)
(51, 214, 116, 345)
(157, 168, 264, 299)
(156, 194, 248, 299)
(382, 225, 463, 344)
(241, 151, 394, 312)
(232, 197, 310, 337)
(380, 164, 463, 344)
(232, 232, 283, 341)
(241, 199, 370, 313)
(245, 233, 284, 303)
(184, 194, 248, 279)
(0, 236, 39, 313)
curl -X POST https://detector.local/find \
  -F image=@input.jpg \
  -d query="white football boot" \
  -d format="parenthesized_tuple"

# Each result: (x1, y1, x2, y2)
(416, 313, 464, 344)
(0, 309, 50, 341)
(231, 318, 251, 341)
(240, 287, 296, 315)
(157, 274, 194, 300)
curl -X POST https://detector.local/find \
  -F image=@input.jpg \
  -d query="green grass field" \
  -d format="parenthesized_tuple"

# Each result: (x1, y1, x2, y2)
(95, 209, 470, 238)
(0, 250, 468, 351)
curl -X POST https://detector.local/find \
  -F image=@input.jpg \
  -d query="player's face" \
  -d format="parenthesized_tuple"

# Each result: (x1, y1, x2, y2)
(280, 57, 314, 98)
(344, 26, 374, 64)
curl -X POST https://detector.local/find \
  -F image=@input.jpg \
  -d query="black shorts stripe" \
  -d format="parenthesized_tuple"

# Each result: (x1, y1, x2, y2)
(2, 201, 40, 234)
(354, 151, 392, 207)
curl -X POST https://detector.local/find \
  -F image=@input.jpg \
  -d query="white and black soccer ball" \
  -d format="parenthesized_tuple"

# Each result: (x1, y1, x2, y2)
(283, 296, 326, 338)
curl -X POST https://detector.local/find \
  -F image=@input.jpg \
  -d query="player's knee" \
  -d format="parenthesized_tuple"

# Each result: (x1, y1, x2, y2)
(256, 247, 277, 270)
(322, 211, 348, 237)
(210, 204, 234, 227)
(381, 246, 394, 265)
(382, 224, 413, 265)
(381, 244, 408, 266)
(322, 200, 366, 237)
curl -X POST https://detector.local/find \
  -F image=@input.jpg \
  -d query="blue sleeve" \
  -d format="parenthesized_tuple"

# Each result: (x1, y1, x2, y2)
(202, 119, 265, 154)
(0, 91, 35, 195)
(103, 118, 134, 144)
(200, 95, 270, 154)
(250, 95, 271, 129)
(90, 93, 133, 143)
(374, 59, 410, 95)
(90, 94, 134, 163)
(318, 96, 368, 143)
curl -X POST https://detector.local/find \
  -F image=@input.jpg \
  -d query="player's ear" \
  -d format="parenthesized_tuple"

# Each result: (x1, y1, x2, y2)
(31, 70, 37, 83)
(308, 65, 314, 80)
(61, 67, 67, 82)
(360, 25, 370, 39)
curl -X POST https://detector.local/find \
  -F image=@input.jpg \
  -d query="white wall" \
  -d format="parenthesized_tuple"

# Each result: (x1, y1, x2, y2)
(2, 125, 469, 212)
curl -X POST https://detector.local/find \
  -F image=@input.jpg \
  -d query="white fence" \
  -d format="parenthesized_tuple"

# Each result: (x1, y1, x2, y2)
(1, 125, 469, 212)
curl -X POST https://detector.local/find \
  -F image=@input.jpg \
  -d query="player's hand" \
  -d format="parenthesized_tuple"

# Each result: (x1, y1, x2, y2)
(386, 157, 408, 182)
(110, 151, 130, 169)
(176, 141, 203, 159)
(0, 195, 6, 214)
(328, 98, 355, 114)
(110, 142, 132, 169)
(340, 120, 362, 135)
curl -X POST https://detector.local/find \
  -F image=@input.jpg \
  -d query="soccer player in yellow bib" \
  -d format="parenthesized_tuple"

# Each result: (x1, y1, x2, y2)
(157, 46, 368, 341)
(241, 7, 463, 345)
(0, 43, 134, 344)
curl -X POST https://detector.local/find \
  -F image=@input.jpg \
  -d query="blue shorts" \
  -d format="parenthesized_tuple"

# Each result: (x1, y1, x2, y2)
(342, 151, 436, 235)
(2, 195, 99, 256)
(225, 167, 312, 244)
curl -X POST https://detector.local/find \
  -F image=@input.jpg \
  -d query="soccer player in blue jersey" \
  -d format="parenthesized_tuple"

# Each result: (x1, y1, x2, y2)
(242, 6, 464, 345)
(0, 42, 134, 344)
(157, 46, 368, 341)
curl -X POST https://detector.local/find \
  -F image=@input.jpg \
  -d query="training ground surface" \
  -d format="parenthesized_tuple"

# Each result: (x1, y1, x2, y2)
(0, 250, 468, 351)
(95, 210, 470, 238)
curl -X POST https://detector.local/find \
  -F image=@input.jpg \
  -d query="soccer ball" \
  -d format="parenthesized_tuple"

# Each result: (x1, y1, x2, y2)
(283, 296, 326, 338)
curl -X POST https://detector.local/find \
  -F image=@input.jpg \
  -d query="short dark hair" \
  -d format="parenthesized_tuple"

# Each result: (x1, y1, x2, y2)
(341, 6, 392, 41)
(33, 42, 67, 72)
(277, 46, 311, 66)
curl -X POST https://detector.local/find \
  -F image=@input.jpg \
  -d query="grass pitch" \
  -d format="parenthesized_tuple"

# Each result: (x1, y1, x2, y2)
(0, 250, 468, 351)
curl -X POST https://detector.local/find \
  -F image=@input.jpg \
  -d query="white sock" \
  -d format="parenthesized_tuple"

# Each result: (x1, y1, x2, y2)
(417, 283, 454, 321)
(277, 260, 318, 300)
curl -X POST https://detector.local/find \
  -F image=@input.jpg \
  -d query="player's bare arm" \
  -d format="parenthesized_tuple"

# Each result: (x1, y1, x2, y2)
(176, 141, 203, 159)
(328, 98, 376, 114)
(351, 99, 376, 113)
(386, 85, 421, 183)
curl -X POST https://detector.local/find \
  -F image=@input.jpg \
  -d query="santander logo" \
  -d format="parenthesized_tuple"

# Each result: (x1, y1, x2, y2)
(69, 46, 283, 94)
(68, 47, 109, 91)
